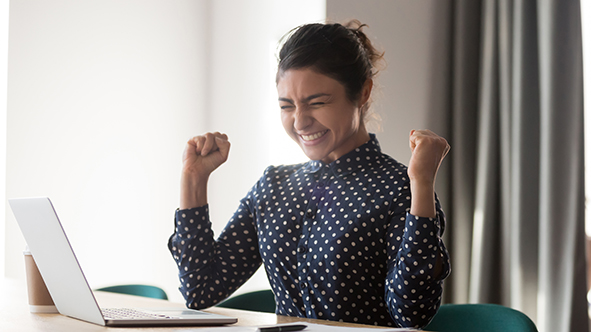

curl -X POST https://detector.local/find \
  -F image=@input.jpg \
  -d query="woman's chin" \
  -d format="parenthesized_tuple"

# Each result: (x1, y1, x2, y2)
(301, 148, 327, 162)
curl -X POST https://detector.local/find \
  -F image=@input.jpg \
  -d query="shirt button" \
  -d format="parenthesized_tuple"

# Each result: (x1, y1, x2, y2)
(300, 282, 307, 288)
(298, 245, 305, 253)
(306, 210, 315, 218)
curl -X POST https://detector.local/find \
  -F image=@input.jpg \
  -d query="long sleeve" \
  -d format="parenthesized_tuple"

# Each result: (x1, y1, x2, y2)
(168, 197, 262, 309)
(385, 185, 450, 328)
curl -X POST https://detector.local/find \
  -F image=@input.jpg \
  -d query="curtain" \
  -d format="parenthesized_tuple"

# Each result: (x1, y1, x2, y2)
(432, 1, 588, 332)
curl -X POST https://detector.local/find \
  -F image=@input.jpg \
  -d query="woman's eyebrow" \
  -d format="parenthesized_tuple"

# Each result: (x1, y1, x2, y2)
(278, 93, 331, 104)
(304, 93, 331, 101)
(278, 97, 294, 103)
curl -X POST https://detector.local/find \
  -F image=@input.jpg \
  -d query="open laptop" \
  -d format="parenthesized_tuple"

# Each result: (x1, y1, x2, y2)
(8, 197, 238, 327)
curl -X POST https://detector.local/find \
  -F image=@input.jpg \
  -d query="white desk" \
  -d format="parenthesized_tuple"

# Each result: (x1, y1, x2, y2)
(0, 277, 388, 331)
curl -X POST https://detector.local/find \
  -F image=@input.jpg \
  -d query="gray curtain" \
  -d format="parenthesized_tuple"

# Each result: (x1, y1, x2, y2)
(432, 1, 588, 332)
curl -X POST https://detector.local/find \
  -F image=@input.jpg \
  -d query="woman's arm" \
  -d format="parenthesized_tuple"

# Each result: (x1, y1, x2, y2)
(170, 132, 263, 309)
(407, 130, 450, 278)
(169, 191, 262, 309)
(384, 130, 451, 328)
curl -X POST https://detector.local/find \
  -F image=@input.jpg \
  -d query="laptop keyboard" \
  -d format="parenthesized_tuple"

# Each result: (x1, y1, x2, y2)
(102, 308, 174, 320)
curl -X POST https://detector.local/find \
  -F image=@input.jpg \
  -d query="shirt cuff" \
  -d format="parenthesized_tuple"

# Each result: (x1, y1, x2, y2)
(404, 212, 442, 245)
(175, 205, 210, 234)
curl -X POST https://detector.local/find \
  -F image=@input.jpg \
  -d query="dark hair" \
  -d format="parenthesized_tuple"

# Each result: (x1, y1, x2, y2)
(276, 20, 384, 113)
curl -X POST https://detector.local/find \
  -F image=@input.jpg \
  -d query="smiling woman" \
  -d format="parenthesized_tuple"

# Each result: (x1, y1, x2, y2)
(276, 22, 383, 164)
(277, 68, 371, 163)
(169, 21, 451, 329)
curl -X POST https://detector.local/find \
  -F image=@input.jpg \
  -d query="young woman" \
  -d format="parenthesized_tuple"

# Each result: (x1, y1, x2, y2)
(169, 21, 451, 328)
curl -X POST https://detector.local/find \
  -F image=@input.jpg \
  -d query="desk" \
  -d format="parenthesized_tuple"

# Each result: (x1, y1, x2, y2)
(0, 278, 388, 331)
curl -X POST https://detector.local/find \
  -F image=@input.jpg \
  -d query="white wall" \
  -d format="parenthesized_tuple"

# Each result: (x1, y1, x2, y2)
(6, 0, 209, 302)
(0, 0, 7, 278)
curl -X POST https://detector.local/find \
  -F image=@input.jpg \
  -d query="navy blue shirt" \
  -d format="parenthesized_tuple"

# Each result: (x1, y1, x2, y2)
(169, 134, 450, 328)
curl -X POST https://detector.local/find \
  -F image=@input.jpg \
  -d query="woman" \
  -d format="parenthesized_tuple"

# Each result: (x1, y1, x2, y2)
(169, 21, 450, 328)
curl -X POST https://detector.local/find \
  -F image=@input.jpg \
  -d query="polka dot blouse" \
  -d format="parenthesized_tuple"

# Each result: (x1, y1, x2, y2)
(168, 134, 450, 328)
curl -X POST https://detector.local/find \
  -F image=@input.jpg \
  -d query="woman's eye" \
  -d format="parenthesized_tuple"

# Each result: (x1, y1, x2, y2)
(280, 105, 294, 110)
(311, 102, 325, 106)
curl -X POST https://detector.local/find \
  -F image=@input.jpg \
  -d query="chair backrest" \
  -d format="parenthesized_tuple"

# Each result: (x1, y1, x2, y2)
(216, 289, 276, 313)
(95, 284, 168, 300)
(424, 303, 538, 332)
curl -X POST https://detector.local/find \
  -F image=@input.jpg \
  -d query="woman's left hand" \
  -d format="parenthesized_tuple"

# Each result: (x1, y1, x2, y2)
(407, 129, 450, 188)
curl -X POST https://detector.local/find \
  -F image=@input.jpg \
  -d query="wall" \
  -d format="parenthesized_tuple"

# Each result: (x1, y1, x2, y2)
(0, 0, 8, 278)
(6, 0, 210, 302)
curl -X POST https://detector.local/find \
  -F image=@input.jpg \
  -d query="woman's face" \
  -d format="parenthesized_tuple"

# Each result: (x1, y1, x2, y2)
(277, 68, 371, 164)
(277, 68, 371, 163)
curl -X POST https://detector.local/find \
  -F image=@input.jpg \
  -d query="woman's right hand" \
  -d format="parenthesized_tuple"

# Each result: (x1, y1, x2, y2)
(180, 132, 230, 209)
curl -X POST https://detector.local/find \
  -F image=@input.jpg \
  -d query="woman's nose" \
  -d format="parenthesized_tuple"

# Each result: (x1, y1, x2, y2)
(293, 108, 312, 130)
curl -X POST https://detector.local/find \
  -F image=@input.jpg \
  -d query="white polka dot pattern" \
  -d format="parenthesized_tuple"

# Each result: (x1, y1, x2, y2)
(168, 134, 450, 328)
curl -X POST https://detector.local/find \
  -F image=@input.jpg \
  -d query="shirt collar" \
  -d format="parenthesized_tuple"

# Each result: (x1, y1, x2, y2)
(302, 133, 382, 177)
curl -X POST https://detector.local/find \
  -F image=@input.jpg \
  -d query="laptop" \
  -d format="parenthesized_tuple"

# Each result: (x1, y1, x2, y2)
(8, 197, 238, 327)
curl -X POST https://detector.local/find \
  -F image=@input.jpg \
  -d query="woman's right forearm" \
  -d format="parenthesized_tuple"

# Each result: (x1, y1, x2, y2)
(180, 173, 209, 210)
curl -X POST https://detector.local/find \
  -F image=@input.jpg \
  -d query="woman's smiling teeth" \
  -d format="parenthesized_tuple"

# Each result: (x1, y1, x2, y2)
(301, 130, 328, 141)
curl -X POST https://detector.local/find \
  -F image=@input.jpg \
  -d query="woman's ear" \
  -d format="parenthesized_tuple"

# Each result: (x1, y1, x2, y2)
(359, 79, 373, 108)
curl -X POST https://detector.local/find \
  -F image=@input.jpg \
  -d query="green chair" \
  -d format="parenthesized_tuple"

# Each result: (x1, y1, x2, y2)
(424, 303, 538, 332)
(216, 289, 276, 313)
(96, 284, 169, 300)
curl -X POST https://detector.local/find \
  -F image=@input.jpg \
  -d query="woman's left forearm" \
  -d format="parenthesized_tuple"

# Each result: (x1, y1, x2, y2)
(409, 180, 436, 218)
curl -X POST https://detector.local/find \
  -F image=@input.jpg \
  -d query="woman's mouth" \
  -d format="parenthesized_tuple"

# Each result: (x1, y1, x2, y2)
(300, 130, 328, 141)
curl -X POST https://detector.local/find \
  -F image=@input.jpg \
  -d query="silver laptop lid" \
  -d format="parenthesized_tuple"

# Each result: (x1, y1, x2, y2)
(9, 197, 105, 325)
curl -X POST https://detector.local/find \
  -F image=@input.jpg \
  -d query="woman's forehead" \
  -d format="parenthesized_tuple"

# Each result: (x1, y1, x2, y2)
(277, 68, 343, 96)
